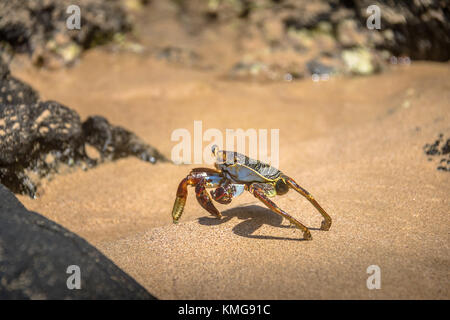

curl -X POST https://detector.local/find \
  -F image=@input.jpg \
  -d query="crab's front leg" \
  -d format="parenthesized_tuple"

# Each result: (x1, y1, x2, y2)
(248, 183, 312, 240)
(171, 168, 223, 223)
(195, 177, 223, 219)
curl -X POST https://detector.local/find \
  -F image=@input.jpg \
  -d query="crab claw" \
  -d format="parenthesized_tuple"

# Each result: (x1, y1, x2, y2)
(172, 177, 189, 223)
(171, 169, 224, 223)
(172, 196, 186, 223)
(210, 187, 233, 204)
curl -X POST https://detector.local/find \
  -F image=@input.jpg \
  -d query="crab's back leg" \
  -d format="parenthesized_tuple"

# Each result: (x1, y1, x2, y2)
(248, 183, 312, 240)
(283, 176, 332, 231)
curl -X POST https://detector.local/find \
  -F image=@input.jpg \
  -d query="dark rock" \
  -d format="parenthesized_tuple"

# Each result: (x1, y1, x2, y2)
(83, 116, 167, 163)
(0, 0, 131, 66)
(0, 76, 40, 105)
(0, 57, 11, 79)
(171, 0, 449, 77)
(351, 0, 450, 61)
(335, 19, 367, 48)
(282, 2, 336, 31)
(423, 134, 450, 172)
(441, 139, 450, 155)
(155, 46, 202, 67)
(0, 57, 40, 105)
(0, 57, 167, 198)
(283, 0, 449, 61)
(306, 59, 336, 76)
(0, 183, 156, 299)
(0, 100, 86, 197)
(0, 100, 84, 166)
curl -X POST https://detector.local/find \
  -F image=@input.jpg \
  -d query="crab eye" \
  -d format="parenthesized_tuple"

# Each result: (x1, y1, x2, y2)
(211, 144, 219, 156)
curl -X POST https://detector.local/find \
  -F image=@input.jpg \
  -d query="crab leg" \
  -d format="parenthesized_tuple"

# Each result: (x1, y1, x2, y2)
(210, 184, 233, 204)
(210, 182, 245, 204)
(195, 178, 222, 219)
(283, 176, 332, 231)
(248, 183, 312, 240)
(171, 170, 222, 223)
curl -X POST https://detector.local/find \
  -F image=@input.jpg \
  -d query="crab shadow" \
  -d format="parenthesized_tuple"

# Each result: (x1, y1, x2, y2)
(198, 205, 321, 242)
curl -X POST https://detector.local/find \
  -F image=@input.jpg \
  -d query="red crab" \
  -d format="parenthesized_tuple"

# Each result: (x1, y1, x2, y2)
(171, 145, 332, 240)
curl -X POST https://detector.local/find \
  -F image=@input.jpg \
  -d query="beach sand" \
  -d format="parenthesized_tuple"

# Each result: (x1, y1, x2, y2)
(12, 50, 449, 299)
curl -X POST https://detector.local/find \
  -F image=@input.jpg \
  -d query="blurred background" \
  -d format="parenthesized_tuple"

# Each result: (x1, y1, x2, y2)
(1, 0, 449, 74)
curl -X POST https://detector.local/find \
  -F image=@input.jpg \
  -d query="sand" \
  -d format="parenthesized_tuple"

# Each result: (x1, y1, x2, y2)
(11, 47, 450, 299)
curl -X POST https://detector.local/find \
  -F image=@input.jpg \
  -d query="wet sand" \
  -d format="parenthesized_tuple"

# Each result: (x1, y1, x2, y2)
(12, 51, 450, 299)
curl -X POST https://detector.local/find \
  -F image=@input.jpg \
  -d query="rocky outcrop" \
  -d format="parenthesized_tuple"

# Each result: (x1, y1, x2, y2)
(424, 134, 450, 172)
(354, 0, 450, 61)
(0, 0, 131, 67)
(0, 57, 167, 198)
(172, 0, 448, 80)
(178, 0, 449, 61)
(0, 183, 156, 299)
(82, 115, 166, 163)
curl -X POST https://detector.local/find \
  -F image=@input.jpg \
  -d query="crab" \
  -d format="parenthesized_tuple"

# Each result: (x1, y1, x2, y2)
(171, 145, 332, 240)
